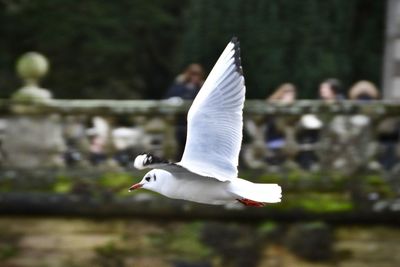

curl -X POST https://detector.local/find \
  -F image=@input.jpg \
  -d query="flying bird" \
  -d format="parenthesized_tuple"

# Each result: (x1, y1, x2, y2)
(129, 38, 282, 207)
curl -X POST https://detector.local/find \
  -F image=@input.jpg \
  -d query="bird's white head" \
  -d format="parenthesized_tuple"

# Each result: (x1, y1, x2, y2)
(128, 169, 170, 193)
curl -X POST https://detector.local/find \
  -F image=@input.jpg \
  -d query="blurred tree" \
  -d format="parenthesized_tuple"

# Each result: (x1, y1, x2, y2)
(0, 0, 186, 99)
(178, 0, 385, 99)
(0, 0, 385, 99)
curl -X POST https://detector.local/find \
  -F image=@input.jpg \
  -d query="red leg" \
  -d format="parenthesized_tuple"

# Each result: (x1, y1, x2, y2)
(237, 198, 266, 207)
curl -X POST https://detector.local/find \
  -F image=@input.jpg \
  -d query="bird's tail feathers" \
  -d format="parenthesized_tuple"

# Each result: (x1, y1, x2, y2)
(229, 178, 282, 203)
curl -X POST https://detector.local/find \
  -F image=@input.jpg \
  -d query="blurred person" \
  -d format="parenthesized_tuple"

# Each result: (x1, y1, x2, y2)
(267, 83, 322, 170)
(347, 81, 400, 171)
(165, 63, 205, 100)
(319, 78, 344, 102)
(112, 127, 147, 167)
(267, 83, 297, 104)
(63, 116, 87, 166)
(267, 83, 321, 170)
(295, 114, 322, 170)
(320, 81, 380, 173)
(263, 83, 297, 166)
(87, 133, 107, 165)
(377, 118, 400, 171)
(64, 138, 82, 166)
(0, 120, 7, 166)
(348, 80, 379, 100)
(165, 63, 205, 159)
(86, 117, 109, 165)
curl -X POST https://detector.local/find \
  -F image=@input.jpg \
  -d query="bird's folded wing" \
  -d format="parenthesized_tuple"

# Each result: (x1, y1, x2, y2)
(133, 153, 170, 169)
(179, 38, 245, 182)
(134, 153, 217, 179)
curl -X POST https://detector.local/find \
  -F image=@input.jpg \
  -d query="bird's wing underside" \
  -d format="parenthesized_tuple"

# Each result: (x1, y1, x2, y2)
(179, 37, 246, 182)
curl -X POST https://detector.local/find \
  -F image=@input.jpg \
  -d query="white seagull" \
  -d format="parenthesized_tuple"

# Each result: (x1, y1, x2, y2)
(129, 38, 282, 207)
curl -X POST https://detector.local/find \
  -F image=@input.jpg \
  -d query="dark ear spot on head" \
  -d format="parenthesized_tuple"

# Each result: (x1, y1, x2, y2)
(153, 174, 157, 181)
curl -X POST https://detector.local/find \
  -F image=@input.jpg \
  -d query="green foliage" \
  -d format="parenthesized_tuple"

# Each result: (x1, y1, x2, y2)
(98, 172, 138, 196)
(53, 177, 73, 193)
(51, 173, 139, 196)
(93, 241, 126, 267)
(0, 179, 12, 192)
(283, 193, 354, 212)
(98, 173, 133, 188)
(256, 173, 282, 183)
(147, 222, 211, 259)
(178, 0, 384, 98)
(0, 231, 20, 261)
(363, 174, 394, 197)
(365, 174, 386, 186)
(0, 244, 19, 260)
(168, 223, 211, 258)
(0, 0, 186, 99)
(258, 221, 278, 235)
(0, 1, 384, 99)
(95, 241, 122, 257)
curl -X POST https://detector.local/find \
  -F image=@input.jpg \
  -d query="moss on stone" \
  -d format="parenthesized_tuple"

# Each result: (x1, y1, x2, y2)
(282, 193, 354, 212)
(147, 222, 211, 260)
(53, 178, 73, 193)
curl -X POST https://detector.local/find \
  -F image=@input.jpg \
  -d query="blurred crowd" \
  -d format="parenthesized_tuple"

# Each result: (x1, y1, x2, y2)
(159, 63, 399, 172)
(62, 64, 206, 169)
(256, 78, 398, 172)
(58, 63, 400, 173)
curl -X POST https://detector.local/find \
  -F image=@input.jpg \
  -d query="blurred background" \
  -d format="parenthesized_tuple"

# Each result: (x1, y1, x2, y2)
(0, 0, 400, 266)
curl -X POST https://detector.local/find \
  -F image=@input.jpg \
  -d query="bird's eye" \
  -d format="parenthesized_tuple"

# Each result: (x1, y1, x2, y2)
(153, 174, 157, 181)
(145, 176, 151, 182)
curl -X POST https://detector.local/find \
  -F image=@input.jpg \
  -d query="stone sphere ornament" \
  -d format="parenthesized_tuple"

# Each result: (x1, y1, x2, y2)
(16, 52, 49, 84)
(12, 52, 52, 101)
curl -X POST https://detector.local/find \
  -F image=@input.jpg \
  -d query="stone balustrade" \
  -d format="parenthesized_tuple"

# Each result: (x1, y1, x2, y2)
(0, 99, 399, 177)
(0, 99, 399, 221)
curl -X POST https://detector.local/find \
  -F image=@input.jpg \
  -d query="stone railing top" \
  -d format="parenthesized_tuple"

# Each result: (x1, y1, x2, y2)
(1, 99, 400, 116)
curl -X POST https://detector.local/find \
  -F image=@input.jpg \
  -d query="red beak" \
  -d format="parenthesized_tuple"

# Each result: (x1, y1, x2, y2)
(129, 183, 143, 191)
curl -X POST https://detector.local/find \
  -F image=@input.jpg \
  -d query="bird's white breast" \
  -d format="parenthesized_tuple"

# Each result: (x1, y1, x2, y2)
(160, 173, 236, 205)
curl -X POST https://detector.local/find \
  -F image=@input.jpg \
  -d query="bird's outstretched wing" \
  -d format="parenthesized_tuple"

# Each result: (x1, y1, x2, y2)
(178, 37, 245, 182)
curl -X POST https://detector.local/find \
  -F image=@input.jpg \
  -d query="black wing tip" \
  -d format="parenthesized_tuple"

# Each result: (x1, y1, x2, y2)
(136, 153, 169, 165)
(231, 36, 239, 43)
(230, 36, 243, 75)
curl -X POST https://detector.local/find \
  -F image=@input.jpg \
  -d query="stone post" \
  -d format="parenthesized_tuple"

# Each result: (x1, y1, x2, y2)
(382, 0, 400, 99)
(3, 52, 65, 168)
(12, 52, 52, 101)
